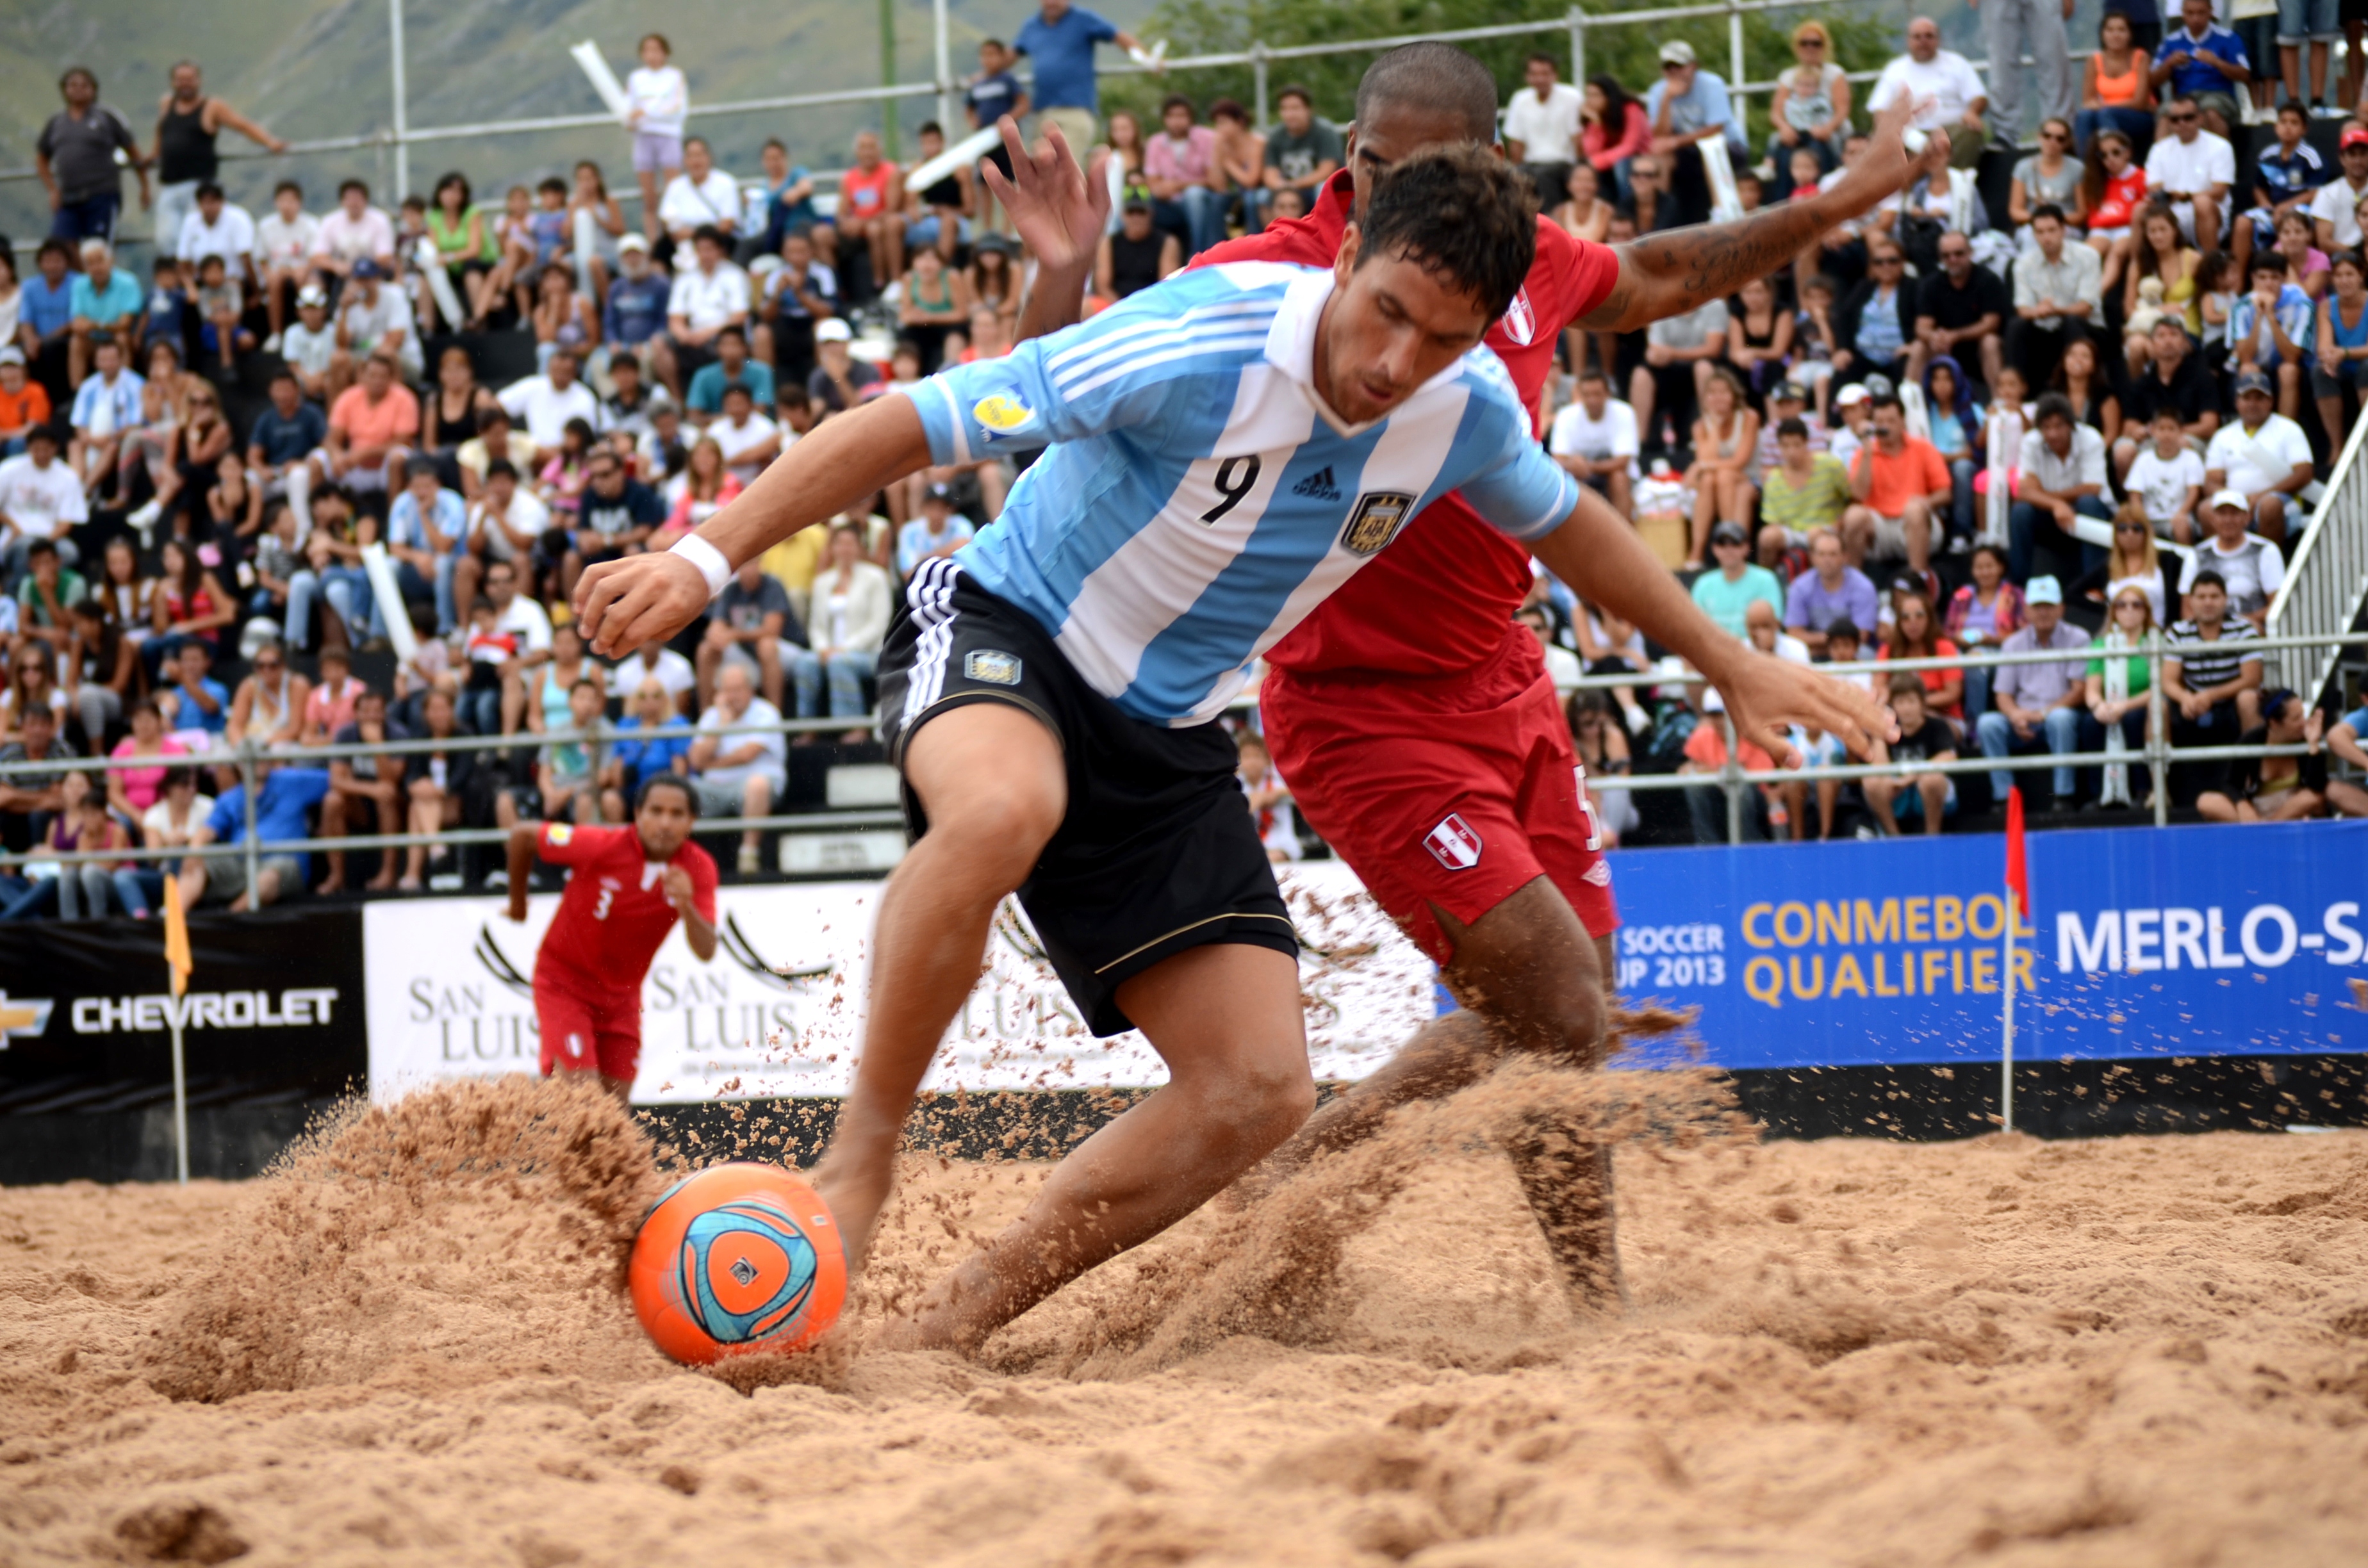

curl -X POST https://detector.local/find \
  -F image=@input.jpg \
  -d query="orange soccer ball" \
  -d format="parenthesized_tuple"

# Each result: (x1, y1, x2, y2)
(628, 1163, 848, 1364)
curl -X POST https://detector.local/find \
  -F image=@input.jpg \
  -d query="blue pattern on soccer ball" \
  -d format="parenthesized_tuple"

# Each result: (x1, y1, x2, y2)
(673, 1198, 819, 1344)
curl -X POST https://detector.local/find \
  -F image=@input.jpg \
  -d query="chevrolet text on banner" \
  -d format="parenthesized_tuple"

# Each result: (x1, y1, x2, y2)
(362, 865, 1435, 1104)
(1613, 821, 2365, 1068)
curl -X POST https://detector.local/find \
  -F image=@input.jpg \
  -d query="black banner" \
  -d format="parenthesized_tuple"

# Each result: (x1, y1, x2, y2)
(0, 906, 369, 1115)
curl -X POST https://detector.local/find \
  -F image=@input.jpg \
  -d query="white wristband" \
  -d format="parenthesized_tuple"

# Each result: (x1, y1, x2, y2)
(671, 533, 732, 601)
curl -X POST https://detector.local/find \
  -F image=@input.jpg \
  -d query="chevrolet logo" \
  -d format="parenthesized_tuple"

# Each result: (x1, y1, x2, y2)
(0, 990, 55, 1048)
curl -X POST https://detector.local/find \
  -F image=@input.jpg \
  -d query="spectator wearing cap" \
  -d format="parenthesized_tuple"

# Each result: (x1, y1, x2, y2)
(2008, 204, 2101, 390)
(35, 67, 147, 245)
(254, 181, 320, 341)
(2010, 393, 2110, 582)
(1645, 42, 1746, 229)
(1843, 392, 1945, 581)
(1690, 521, 1784, 638)
(806, 319, 880, 418)
(2163, 568, 2264, 803)
(2180, 487, 2286, 628)
(1098, 197, 1183, 303)
(1912, 229, 2008, 389)
(661, 226, 751, 400)
(1869, 17, 1989, 168)
(2311, 126, 2368, 252)
(898, 483, 974, 580)
(2203, 368, 2313, 546)
(1548, 368, 1638, 519)
(277, 282, 337, 405)
(1505, 54, 1586, 211)
(2150, 0, 2251, 140)
(1827, 382, 1872, 469)
(309, 178, 396, 285)
(329, 257, 419, 392)
(1784, 526, 1880, 654)
(2198, 689, 2328, 822)
(1974, 575, 2092, 806)
(604, 232, 671, 363)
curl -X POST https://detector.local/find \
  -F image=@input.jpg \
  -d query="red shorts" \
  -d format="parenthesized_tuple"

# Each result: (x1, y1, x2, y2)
(1260, 642, 1616, 967)
(535, 973, 642, 1083)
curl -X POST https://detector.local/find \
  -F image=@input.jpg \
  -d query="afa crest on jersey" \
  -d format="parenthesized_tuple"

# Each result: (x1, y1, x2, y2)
(1340, 491, 1416, 557)
(1499, 288, 1536, 347)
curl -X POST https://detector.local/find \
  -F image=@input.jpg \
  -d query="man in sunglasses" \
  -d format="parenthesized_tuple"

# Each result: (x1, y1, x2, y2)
(2145, 94, 2235, 247)
(1912, 228, 2007, 388)
(1644, 42, 1747, 228)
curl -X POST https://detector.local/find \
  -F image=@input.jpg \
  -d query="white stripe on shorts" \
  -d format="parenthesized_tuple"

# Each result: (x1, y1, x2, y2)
(902, 557, 963, 730)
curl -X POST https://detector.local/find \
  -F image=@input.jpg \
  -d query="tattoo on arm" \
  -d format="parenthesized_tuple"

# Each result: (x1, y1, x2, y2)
(1583, 199, 1850, 332)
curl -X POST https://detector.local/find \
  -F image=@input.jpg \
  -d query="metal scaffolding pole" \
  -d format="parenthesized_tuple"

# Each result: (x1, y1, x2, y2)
(881, 0, 900, 159)
(935, 0, 957, 136)
(388, 0, 409, 200)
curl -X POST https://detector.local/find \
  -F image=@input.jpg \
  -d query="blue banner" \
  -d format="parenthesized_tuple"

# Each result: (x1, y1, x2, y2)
(1602, 821, 2365, 1069)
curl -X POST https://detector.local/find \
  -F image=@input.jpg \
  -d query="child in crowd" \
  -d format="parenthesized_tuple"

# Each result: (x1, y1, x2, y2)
(529, 178, 571, 272)
(2198, 249, 2238, 360)
(1235, 731, 1300, 863)
(489, 184, 538, 320)
(144, 257, 188, 368)
(395, 196, 431, 276)
(1863, 675, 1958, 837)
(2126, 405, 2208, 541)
(192, 253, 249, 372)
(538, 676, 609, 824)
(1794, 275, 1840, 418)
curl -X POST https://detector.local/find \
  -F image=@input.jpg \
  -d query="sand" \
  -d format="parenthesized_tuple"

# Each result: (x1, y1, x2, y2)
(4, 1074, 2367, 1567)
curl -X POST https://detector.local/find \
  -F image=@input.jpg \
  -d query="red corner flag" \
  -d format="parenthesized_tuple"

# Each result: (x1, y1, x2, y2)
(2004, 785, 2029, 911)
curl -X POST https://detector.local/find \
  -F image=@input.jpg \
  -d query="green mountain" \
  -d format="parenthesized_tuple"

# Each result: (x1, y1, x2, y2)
(0, 0, 1153, 245)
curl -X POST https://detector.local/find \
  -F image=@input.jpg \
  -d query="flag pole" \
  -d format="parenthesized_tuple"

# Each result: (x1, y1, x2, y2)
(163, 874, 195, 1184)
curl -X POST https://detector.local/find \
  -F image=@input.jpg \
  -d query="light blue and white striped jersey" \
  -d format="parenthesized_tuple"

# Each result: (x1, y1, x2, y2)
(905, 263, 1578, 726)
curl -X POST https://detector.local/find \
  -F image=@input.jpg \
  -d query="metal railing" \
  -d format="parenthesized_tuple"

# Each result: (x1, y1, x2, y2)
(2266, 406, 2368, 710)
(1, 0, 2082, 256)
(6, 629, 2362, 894)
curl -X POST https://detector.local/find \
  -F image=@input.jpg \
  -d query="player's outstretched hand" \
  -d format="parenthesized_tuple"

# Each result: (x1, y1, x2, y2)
(1842, 92, 1953, 213)
(575, 551, 711, 660)
(980, 113, 1109, 279)
(1716, 648, 1898, 770)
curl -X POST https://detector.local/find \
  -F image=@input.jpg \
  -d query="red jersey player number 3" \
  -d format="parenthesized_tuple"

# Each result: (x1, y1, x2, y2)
(505, 777, 721, 1102)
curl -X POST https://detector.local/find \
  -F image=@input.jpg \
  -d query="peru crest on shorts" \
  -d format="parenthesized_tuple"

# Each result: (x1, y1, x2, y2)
(1423, 813, 1483, 870)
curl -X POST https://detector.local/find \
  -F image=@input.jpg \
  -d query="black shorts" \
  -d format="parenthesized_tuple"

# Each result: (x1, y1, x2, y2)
(877, 560, 1297, 1036)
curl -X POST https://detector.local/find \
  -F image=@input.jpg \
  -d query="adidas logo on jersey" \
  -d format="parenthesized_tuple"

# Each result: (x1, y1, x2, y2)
(1290, 465, 1342, 501)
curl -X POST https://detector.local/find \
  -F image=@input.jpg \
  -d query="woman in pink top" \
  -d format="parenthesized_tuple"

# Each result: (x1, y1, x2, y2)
(301, 646, 368, 746)
(1144, 94, 1223, 258)
(106, 699, 188, 822)
(1581, 76, 1651, 203)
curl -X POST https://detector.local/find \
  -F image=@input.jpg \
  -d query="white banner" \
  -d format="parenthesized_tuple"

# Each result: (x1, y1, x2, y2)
(362, 864, 1434, 1104)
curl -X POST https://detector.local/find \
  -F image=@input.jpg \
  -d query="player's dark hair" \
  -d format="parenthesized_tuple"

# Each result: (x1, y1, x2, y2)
(1776, 416, 1809, 441)
(1354, 144, 1535, 321)
(2030, 201, 2066, 227)
(2251, 249, 2289, 275)
(1356, 42, 1502, 144)
(2033, 391, 2076, 426)
(636, 773, 697, 817)
(2188, 568, 2227, 593)
(1825, 616, 1861, 645)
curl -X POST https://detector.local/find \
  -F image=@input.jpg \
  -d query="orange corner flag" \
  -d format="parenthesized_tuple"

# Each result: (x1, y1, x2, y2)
(161, 875, 193, 998)
(2004, 785, 2029, 912)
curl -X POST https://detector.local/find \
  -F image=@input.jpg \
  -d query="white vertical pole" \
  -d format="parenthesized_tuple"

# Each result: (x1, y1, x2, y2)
(170, 1008, 190, 1184)
(934, 0, 956, 135)
(2001, 890, 2017, 1134)
(1729, 0, 1746, 138)
(388, 0, 410, 202)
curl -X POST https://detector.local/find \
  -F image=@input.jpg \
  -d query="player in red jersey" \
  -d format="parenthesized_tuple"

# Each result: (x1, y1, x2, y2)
(505, 774, 719, 1103)
(1012, 43, 1942, 1298)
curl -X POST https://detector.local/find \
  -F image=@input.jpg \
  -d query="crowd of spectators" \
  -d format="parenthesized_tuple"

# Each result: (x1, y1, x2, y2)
(4, 2, 2367, 918)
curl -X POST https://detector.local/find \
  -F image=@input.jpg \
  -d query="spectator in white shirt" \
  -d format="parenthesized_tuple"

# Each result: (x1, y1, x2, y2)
(1868, 17, 1988, 154)
(615, 639, 697, 717)
(2144, 96, 2235, 248)
(2203, 368, 2312, 544)
(497, 348, 603, 461)
(2310, 128, 2368, 252)
(626, 33, 688, 242)
(68, 337, 142, 498)
(0, 425, 88, 586)
(329, 258, 420, 389)
(2180, 487, 2285, 628)
(1502, 54, 1584, 209)
(309, 177, 396, 284)
(254, 180, 319, 349)
(708, 384, 780, 485)
(657, 136, 742, 248)
(662, 226, 752, 398)
(1548, 368, 1638, 518)
(689, 661, 784, 874)
(1516, 603, 1584, 690)
(175, 183, 256, 288)
(279, 283, 337, 403)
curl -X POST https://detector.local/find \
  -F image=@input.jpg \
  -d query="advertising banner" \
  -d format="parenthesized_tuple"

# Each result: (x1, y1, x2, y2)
(362, 864, 1434, 1104)
(1603, 821, 2367, 1069)
(0, 907, 366, 1109)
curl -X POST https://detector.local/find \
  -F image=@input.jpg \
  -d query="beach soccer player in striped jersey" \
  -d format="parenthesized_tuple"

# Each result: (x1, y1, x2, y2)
(577, 144, 1891, 1354)
(1001, 44, 1952, 1307)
